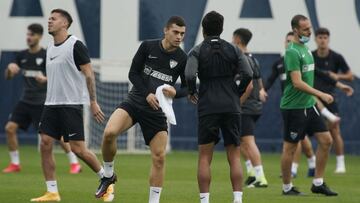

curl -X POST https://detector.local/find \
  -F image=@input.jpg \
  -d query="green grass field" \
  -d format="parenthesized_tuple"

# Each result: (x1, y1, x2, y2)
(0, 145, 359, 203)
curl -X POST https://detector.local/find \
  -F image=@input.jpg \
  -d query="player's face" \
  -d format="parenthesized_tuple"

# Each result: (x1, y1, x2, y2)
(26, 31, 41, 48)
(295, 19, 312, 38)
(232, 35, 241, 46)
(48, 12, 68, 35)
(284, 35, 294, 48)
(315, 34, 329, 49)
(164, 24, 186, 48)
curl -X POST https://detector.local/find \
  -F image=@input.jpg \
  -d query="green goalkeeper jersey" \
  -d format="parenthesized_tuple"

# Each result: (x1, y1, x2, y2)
(280, 42, 316, 109)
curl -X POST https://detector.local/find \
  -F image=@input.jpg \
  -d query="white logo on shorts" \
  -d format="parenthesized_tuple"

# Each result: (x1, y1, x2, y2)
(290, 132, 298, 140)
(69, 133, 77, 137)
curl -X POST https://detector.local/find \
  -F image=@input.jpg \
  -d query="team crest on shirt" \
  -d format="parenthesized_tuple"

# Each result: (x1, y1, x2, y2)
(169, 59, 178, 69)
(36, 58, 44, 65)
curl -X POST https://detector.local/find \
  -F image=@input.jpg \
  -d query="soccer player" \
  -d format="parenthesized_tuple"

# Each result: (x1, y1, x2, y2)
(3, 23, 81, 174)
(186, 11, 253, 203)
(312, 27, 354, 173)
(280, 14, 337, 196)
(232, 28, 268, 188)
(96, 16, 188, 203)
(31, 9, 107, 202)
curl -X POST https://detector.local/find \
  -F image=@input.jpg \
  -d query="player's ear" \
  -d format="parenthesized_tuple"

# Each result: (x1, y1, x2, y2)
(163, 26, 168, 35)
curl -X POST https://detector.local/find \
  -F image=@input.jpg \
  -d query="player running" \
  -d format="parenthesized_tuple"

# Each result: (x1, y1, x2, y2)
(232, 28, 268, 188)
(96, 16, 188, 203)
(280, 14, 337, 196)
(3, 23, 81, 174)
(312, 27, 354, 173)
(31, 9, 108, 202)
(186, 11, 253, 203)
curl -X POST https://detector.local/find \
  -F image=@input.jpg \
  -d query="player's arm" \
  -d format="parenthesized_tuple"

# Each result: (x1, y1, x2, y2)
(328, 70, 354, 81)
(185, 46, 199, 104)
(240, 80, 253, 104)
(74, 40, 105, 123)
(5, 63, 20, 80)
(265, 60, 280, 91)
(35, 73, 47, 84)
(234, 46, 253, 96)
(173, 63, 188, 98)
(329, 54, 354, 81)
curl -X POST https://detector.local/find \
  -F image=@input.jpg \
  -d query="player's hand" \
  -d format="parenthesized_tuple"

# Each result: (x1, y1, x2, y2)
(146, 93, 160, 110)
(259, 88, 268, 102)
(35, 73, 47, 84)
(188, 94, 198, 104)
(328, 71, 339, 81)
(6, 63, 20, 78)
(90, 101, 105, 123)
(338, 83, 354, 96)
(319, 93, 334, 104)
(162, 86, 176, 98)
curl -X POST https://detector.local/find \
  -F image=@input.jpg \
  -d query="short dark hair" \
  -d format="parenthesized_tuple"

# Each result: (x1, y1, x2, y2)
(315, 27, 330, 36)
(286, 31, 294, 37)
(202, 11, 224, 36)
(28, 23, 43, 35)
(166, 16, 186, 28)
(291, 14, 308, 29)
(51, 8, 73, 28)
(233, 28, 252, 46)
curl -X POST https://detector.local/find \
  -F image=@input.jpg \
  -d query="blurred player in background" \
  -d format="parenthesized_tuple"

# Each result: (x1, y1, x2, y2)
(97, 16, 188, 203)
(232, 28, 268, 188)
(280, 14, 337, 196)
(3, 23, 81, 174)
(31, 9, 108, 202)
(186, 11, 252, 203)
(312, 27, 354, 173)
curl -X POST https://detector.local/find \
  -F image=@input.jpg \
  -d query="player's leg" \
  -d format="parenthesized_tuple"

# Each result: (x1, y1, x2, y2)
(226, 145, 243, 203)
(290, 142, 301, 178)
(96, 107, 134, 198)
(281, 141, 300, 195)
(198, 143, 214, 203)
(58, 139, 81, 174)
(148, 131, 168, 203)
(3, 121, 21, 172)
(240, 143, 255, 185)
(328, 122, 345, 173)
(301, 136, 316, 177)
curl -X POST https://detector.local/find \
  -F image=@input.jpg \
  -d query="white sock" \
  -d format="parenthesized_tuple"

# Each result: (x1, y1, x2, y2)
(291, 162, 299, 174)
(149, 186, 162, 203)
(245, 160, 253, 175)
(9, 150, 20, 165)
(67, 152, 78, 164)
(321, 108, 339, 122)
(104, 161, 114, 178)
(313, 178, 324, 186)
(307, 156, 316, 169)
(233, 191, 243, 202)
(200, 193, 209, 203)
(46, 180, 58, 193)
(254, 165, 264, 178)
(282, 183, 293, 192)
(336, 155, 345, 168)
(97, 167, 105, 179)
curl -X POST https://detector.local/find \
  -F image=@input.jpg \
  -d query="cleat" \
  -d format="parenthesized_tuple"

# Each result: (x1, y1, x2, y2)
(70, 163, 82, 174)
(311, 183, 338, 196)
(244, 176, 256, 186)
(95, 174, 117, 198)
(248, 176, 268, 188)
(283, 187, 305, 196)
(307, 168, 315, 177)
(30, 192, 61, 202)
(2, 163, 21, 173)
(101, 184, 115, 202)
(334, 167, 346, 174)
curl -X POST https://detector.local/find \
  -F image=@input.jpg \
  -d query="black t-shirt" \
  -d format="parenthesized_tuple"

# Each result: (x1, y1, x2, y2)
(242, 53, 262, 115)
(127, 39, 187, 108)
(14, 48, 47, 105)
(265, 56, 286, 91)
(312, 49, 350, 94)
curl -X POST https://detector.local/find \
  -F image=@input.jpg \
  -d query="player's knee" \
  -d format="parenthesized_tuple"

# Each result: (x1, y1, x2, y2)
(5, 123, 17, 134)
(152, 151, 166, 168)
(70, 145, 85, 158)
(40, 137, 53, 151)
(103, 128, 117, 143)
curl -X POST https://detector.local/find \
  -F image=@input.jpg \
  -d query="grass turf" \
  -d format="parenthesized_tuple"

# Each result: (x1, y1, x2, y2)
(0, 145, 359, 203)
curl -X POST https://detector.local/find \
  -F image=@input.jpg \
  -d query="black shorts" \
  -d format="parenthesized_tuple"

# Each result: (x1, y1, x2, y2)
(282, 106, 328, 143)
(9, 101, 44, 131)
(198, 113, 241, 146)
(241, 114, 260, 137)
(39, 106, 84, 142)
(118, 101, 168, 146)
(324, 101, 339, 114)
